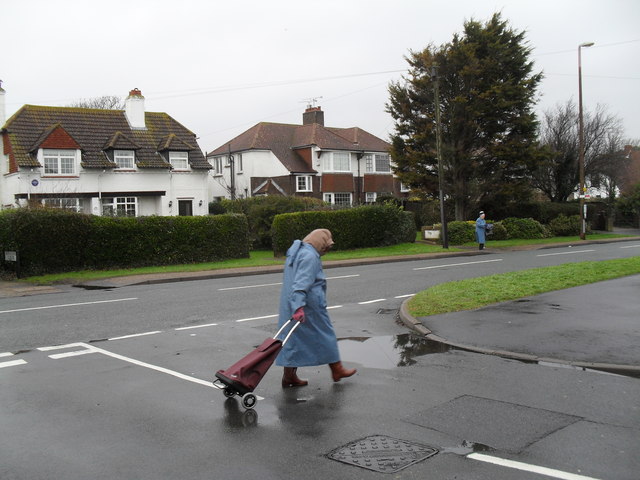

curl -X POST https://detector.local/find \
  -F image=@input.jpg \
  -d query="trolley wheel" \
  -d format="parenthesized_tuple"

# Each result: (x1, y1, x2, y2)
(223, 387, 235, 398)
(241, 393, 257, 410)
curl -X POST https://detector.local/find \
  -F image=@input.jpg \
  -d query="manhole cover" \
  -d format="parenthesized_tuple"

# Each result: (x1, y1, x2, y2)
(327, 435, 438, 473)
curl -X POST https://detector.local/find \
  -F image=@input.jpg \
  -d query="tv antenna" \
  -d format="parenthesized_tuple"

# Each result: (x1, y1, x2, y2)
(301, 96, 323, 108)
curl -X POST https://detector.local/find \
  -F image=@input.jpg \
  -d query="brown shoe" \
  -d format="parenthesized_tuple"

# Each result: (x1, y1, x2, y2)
(282, 367, 308, 388)
(329, 362, 357, 382)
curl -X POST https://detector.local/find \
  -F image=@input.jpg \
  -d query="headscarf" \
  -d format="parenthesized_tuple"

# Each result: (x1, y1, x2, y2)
(303, 229, 334, 256)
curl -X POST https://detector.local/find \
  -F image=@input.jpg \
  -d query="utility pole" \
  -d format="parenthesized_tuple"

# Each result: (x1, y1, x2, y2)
(432, 65, 448, 249)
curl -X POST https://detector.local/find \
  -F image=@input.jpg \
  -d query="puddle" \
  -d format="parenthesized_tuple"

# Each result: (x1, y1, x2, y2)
(337, 334, 453, 369)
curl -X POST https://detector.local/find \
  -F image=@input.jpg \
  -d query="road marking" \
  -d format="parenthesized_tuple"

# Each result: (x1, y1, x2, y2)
(0, 352, 15, 358)
(0, 297, 138, 315)
(467, 453, 601, 480)
(49, 349, 95, 360)
(327, 305, 343, 309)
(236, 314, 279, 323)
(358, 298, 386, 304)
(38, 343, 84, 352)
(0, 359, 27, 369)
(109, 331, 161, 341)
(42, 342, 216, 388)
(175, 323, 218, 331)
(218, 274, 359, 291)
(537, 249, 595, 257)
(395, 294, 415, 298)
(219, 282, 282, 291)
(413, 258, 503, 271)
(620, 244, 640, 249)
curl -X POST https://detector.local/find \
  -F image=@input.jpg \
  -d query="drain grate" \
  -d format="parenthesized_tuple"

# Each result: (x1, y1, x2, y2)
(327, 435, 438, 473)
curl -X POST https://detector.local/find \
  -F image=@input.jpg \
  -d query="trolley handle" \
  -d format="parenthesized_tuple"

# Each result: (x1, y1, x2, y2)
(273, 318, 303, 346)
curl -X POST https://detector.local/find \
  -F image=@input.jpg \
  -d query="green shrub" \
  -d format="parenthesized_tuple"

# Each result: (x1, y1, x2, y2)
(488, 221, 508, 240)
(220, 196, 327, 249)
(0, 209, 249, 276)
(548, 214, 582, 236)
(272, 204, 415, 255)
(501, 217, 550, 239)
(442, 221, 475, 245)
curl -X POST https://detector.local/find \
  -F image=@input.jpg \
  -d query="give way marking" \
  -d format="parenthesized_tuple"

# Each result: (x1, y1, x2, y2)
(39, 342, 215, 389)
(468, 453, 601, 480)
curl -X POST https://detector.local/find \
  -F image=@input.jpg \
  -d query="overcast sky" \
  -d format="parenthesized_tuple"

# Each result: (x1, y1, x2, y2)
(2, 0, 639, 154)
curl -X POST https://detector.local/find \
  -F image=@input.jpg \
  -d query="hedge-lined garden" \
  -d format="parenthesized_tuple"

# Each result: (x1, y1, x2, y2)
(272, 204, 415, 256)
(437, 215, 588, 245)
(0, 209, 249, 277)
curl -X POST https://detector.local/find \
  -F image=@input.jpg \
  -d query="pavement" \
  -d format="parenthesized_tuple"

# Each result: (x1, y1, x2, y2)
(2, 231, 639, 377)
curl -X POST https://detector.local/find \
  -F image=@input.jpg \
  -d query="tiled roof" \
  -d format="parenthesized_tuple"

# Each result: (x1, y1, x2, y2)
(209, 119, 390, 174)
(1, 105, 210, 170)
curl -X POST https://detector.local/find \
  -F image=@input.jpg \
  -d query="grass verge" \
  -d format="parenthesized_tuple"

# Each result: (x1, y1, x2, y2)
(24, 242, 453, 284)
(408, 256, 640, 317)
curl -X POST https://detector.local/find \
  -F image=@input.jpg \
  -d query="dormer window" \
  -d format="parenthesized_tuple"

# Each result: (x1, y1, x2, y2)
(114, 150, 135, 169)
(169, 151, 189, 170)
(43, 149, 77, 176)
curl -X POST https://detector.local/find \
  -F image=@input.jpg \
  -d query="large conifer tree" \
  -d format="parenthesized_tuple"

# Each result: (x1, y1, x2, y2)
(387, 13, 543, 220)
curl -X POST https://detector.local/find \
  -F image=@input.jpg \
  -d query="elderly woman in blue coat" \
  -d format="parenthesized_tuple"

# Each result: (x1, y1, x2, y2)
(276, 229, 357, 388)
(476, 211, 487, 250)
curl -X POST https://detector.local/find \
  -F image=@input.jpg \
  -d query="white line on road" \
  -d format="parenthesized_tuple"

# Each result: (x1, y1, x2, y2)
(236, 314, 279, 323)
(395, 294, 415, 298)
(43, 342, 216, 388)
(175, 323, 218, 331)
(0, 297, 138, 315)
(109, 331, 161, 341)
(49, 349, 95, 360)
(0, 359, 27, 368)
(620, 244, 640, 249)
(327, 305, 343, 310)
(38, 343, 85, 352)
(358, 299, 386, 304)
(413, 258, 503, 270)
(218, 274, 359, 291)
(467, 453, 601, 480)
(219, 282, 282, 291)
(537, 249, 595, 257)
(0, 352, 15, 358)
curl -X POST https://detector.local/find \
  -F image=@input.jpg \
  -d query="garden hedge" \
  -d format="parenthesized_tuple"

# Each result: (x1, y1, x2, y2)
(272, 204, 415, 256)
(0, 209, 249, 277)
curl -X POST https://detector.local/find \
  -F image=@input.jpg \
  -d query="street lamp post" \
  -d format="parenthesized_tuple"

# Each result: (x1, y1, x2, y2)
(432, 65, 448, 249)
(578, 42, 594, 240)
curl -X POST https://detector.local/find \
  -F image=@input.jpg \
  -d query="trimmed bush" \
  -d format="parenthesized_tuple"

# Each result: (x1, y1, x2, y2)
(548, 214, 583, 236)
(0, 209, 249, 276)
(442, 221, 475, 245)
(501, 217, 550, 239)
(488, 221, 509, 240)
(219, 196, 327, 249)
(272, 204, 415, 256)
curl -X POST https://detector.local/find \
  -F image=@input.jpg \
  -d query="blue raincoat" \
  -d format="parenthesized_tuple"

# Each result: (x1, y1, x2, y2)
(475, 216, 487, 244)
(275, 240, 341, 367)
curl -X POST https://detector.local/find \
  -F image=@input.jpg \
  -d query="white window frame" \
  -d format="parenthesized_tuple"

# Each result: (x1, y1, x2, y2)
(296, 175, 313, 192)
(169, 151, 189, 170)
(102, 197, 137, 217)
(212, 156, 223, 176)
(236, 153, 243, 173)
(43, 149, 77, 176)
(42, 197, 81, 212)
(114, 150, 135, 169)
(364, 153, 391, 173)
(323, 192, 352, 206)
(365, 192, 377, 204)
(322, 151, 351, 172)
(400, 182, 411, 193)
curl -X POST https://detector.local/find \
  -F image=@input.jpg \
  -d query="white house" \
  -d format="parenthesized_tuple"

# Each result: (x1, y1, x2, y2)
(0, 87, 211, 216)
(207, 106, 408, 205)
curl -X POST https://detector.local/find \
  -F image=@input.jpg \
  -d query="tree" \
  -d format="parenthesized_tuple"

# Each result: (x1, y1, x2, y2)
(387, 13, 543, 220)
(533, 100, 628, 202)
(67, 95, 124, 110)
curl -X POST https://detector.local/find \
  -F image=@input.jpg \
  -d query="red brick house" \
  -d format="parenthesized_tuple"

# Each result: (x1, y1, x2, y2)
(207, 106, 408, 205)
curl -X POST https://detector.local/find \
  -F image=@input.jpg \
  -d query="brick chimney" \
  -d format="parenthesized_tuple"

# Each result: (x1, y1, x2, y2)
(125, 88, 146, 129)
(303, 106, 324, 126)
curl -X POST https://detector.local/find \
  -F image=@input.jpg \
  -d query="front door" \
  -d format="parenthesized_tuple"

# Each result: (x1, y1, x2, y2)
(178, 199, 193, 216)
